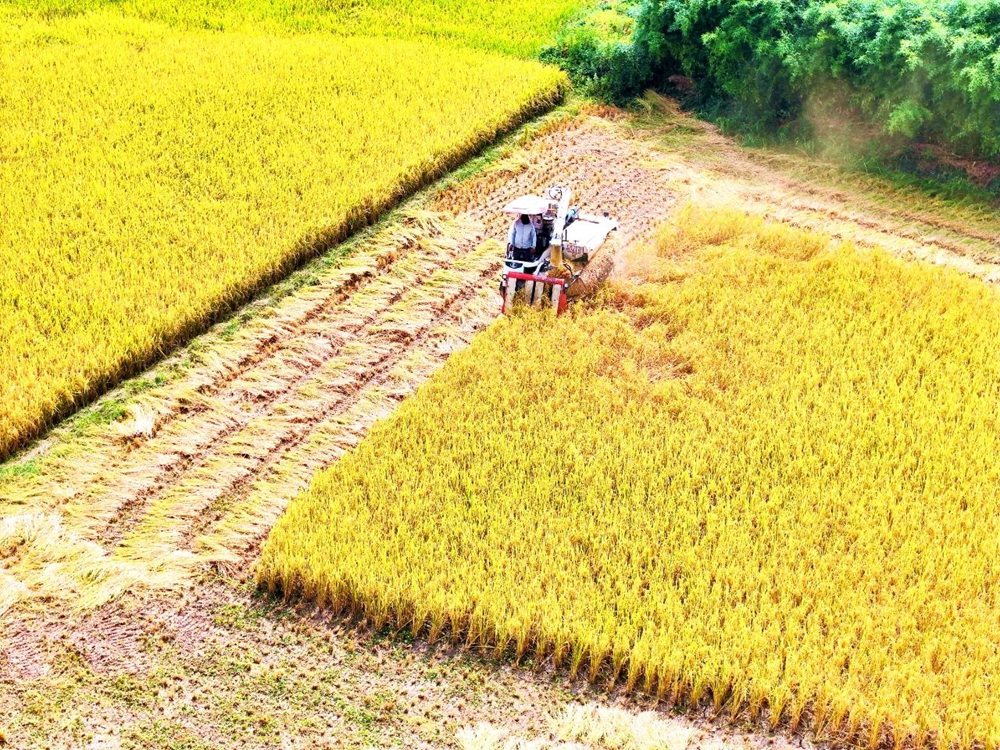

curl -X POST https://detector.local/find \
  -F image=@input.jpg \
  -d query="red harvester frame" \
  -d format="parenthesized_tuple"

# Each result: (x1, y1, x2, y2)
(501, 272, 569, 315)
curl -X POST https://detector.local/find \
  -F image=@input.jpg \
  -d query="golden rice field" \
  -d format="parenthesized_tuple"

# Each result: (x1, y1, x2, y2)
(0, 13, 567, 458)
(260, 207, 1000, 750)
(0, 0, 584, 58)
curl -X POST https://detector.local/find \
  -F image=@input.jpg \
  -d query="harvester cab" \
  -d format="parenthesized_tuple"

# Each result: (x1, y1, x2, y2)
(500, 186, 618, 315)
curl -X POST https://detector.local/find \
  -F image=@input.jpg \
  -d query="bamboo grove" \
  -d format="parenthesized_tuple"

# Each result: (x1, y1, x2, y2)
(0, 12, 568, 458)
(261, 207, 1000, 750)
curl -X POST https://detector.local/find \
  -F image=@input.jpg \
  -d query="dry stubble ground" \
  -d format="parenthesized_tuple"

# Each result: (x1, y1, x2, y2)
(1, 98, 998, 749)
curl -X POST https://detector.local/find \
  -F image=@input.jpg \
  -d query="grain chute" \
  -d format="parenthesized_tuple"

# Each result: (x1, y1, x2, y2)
(499, 186, 618, 314)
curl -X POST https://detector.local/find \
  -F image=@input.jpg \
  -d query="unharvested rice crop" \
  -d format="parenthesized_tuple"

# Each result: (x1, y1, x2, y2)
(0, 16, 566, 458)
(260, 207, 1000, 750)
(0, 0, 586, 58)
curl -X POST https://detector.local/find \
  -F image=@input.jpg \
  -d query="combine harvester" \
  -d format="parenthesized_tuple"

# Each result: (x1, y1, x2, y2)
(499, 186, 618, 314)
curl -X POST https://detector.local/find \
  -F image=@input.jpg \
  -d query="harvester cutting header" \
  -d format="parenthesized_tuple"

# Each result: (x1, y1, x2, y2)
(500, 186, 618, 314)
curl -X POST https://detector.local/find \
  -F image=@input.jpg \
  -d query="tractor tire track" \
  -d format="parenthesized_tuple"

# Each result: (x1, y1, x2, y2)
(98, 227, 469, 550)
(186, 253, 501, 567)
(121, 250, 497, 564)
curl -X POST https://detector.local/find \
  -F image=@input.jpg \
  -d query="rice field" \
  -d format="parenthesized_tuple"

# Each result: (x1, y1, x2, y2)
(260, 206, 1000, 750)
(0, 0, 585, 57)
(0, 9, 568, 459)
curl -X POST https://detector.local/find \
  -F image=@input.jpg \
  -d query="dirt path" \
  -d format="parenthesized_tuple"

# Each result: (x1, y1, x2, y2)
(2, 101, 998, 748)
(630, 94, 1000, 283)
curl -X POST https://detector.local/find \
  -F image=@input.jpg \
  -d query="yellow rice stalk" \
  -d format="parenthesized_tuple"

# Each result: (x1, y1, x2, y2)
(260, 206, 1000, 750)
(0, 0, 584, 60)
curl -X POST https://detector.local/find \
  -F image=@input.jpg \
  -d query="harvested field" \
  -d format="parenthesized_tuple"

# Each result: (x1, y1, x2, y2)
(0, 577, 823, 750)
(3, 102, 999, 747)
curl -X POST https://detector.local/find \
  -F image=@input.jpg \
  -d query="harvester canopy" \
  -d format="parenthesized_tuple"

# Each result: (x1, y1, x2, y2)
(501, 195, 551, 216)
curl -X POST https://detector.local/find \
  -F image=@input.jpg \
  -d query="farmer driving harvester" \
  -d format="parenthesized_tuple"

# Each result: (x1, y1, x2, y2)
(499, 186, 618, 314)
(507, 213, 542, 262)
(507, 214, 549, 263)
